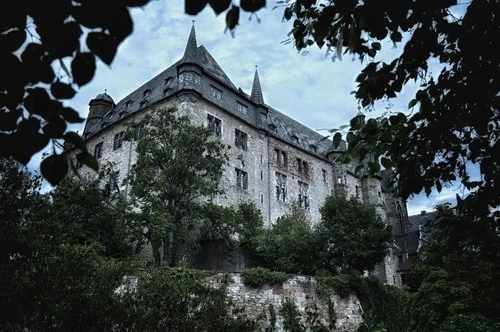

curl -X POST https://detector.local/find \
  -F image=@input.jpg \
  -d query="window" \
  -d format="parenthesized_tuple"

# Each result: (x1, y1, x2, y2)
(210, 85, 222, 99)
(143, 89, 151, 98)
(356, 185, 361, 199)
(125, 100, 133, 107)
(109, 171, 120, 193)
(322, 169, 327, 183)
(235, 129, 248, 150)
(94, 142, 103, 159)
(274, 148, 287, 167)
(135, 123, 145, 140)
(164, 76, 172, 85)
(296, 158, 309, 176)
(178, 71, 200, 84)
(275, 172, 287, 202)
(113, 131, 124, 150)
(337, 176, 343, 184)
(237, 101, 248, 115)
(235, 168, 248, 190)
(298, 181, 309, 210)
(207, 114, 221, 137)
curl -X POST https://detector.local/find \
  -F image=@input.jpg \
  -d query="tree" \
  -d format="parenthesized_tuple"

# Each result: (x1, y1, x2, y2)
(126, 107, 228, 267)
(256, 204, 316, 274)
(0, 0, 155, 186)
(316, 195, 391, 275)
(46, 174, 134, 259)
(407, 203, 500, 331)
(0, 157, 126, 331)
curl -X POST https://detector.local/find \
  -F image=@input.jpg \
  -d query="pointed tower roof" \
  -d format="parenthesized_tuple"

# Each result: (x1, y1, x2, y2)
(182, 21, 198, 64)
(250, 66, 264, 105)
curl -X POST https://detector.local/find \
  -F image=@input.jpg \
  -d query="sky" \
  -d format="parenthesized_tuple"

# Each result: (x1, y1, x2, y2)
(28, 0, 463, 216)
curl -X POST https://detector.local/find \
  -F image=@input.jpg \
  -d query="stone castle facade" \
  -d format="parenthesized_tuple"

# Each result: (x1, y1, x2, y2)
(77, 25, 410, 286)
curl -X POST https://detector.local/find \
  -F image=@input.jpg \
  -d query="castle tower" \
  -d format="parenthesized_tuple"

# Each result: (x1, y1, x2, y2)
(83, 91, 114, 136)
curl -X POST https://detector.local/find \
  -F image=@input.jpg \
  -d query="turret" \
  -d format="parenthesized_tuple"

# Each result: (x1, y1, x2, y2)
(177, 22, 202, 92)
(251, 66, 269, 129)
(83, 91, 114, 135)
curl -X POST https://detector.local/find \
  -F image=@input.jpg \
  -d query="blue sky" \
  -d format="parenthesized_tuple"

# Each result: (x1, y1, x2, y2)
(28, 0, 464, 216)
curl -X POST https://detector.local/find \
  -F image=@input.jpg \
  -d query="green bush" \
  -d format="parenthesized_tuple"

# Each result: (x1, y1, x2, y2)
(241, 267, 289, 288)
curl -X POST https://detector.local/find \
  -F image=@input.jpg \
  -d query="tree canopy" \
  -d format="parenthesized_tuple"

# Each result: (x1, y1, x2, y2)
(126, 107, 228, 266)
(0, 0, 152, 185)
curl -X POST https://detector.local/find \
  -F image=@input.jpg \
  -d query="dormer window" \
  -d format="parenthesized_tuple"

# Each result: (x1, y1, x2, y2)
(178, 71, 200, 84)
(237, 101, 248, 115)
(125, 100, 133, 107)
(140, 100, 148, 108)
(292, 134, 299, 144)
(163, 87, 172, 95)
(164, 76, 172, 85)
(143, 89, 151, 98)
(269, 123, 277, 132)
(310, 144, 317, 153)
(210, 85, 222, 99)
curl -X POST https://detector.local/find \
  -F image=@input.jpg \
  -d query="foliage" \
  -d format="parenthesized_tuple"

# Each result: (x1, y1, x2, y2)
(185, 0, 266, 36)
(0, 157, 127, 331)
(126, 107, 228, 266)
(256, 204, 316, 274)
(116, 265, 256, 332)
(0, 1, 155, 185)
(407, 203, 500, 332)
(280, 298, 304, 332)
(356, 277, 411, 332)
(316, 195, 391, 275)
(315, 270, 360, 299)
(241, 267, 289, 288)
(0, 157, 43, 263)
(198, 200, 264, 254)
(45, 174, 134, 258)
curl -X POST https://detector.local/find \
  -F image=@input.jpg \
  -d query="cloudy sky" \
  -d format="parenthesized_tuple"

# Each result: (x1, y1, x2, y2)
(29, 0, 464, 216)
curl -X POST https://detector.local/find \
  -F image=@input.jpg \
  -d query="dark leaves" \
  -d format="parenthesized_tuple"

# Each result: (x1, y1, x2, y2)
(185, 0, 208, 15)
(87, 32, 120, 65)
(51, 82, 76, 100)
(72, 52, 96, 87)
(240, 0, 266, 13)
(41, 153, 69, 186)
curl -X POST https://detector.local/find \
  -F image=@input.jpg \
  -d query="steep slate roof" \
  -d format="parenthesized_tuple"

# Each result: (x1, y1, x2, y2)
(85, 26, 333, 160)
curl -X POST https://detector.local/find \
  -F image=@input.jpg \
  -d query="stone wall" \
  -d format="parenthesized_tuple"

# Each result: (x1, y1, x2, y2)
(218, 274, 363, 331)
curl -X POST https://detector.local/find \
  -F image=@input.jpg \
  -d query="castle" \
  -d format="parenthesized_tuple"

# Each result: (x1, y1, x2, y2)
(77, 25, 410, 286)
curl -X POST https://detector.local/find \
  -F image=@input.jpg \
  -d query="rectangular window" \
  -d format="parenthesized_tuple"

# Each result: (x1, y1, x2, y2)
(274, 148, 287, 168)
(237, 101, 248, 115)
(235, 129, 248, 150)
(298, 181, 309, 210)
(179, 71, 200, 84)
(322, 169, 327, 183)
(113, 131, 124, 150)
(134, 123, 144, 140)
(236, 168, 248, 190)
(275, 172, 287, 202)
(94, 142, 103, 159)
(210, 85, 222, 99)
(109, 171, 120, 193)
(296, 158, 309, 176)
(207, 114, 222, 137)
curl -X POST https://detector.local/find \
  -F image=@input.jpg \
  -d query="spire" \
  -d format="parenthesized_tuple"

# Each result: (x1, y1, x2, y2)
(182, 21, 198, 64)
(250, 66, 264, 105)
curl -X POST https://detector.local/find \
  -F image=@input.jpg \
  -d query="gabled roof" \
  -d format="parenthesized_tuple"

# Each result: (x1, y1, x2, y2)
(83, 26, 334, 160)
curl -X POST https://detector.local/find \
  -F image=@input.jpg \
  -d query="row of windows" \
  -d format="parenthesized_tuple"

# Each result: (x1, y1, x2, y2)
(92, 126, 146, 162)
(208, 85, 248, 115)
